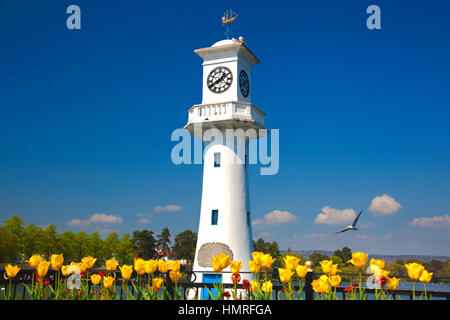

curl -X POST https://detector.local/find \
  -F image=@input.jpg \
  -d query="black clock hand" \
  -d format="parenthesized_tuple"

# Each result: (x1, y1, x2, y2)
(209, 72, 226, 88)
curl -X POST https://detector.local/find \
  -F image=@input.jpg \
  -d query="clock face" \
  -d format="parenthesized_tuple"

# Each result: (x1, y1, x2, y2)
(207, 66, 233, 94)
(239, 69, 250, 97)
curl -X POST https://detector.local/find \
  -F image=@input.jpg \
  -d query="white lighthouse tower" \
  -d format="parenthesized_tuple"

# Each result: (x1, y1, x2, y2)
(184, 36, 266, 298)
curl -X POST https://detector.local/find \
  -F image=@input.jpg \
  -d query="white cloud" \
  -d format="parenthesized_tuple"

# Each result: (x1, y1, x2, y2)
(314, 206, 356, 225)
(154, 205, 182, 212)
(356, 234, 373, 240)
(410, 214, 450, 228)
(253, 210, 299, 228)
(252, 219, 264, 229)
(369, 194, 402, 216)
(89, 213, 122, 224)
(137, 213, 152, 218)
(68, 213, 123, 228)
(257, 232, 273, 238)
(138, 218, 151, 225)
(302, 233, 327, 239)
(67, 219, 90, 228)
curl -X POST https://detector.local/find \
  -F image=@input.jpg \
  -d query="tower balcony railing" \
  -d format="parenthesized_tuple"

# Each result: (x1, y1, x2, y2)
(187, 101, 265, 128)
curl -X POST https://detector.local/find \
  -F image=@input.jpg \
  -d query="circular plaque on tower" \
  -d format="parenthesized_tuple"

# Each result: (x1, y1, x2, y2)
(197, 242, 234, 267)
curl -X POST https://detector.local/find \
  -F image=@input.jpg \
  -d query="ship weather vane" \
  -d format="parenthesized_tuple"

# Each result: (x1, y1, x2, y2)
(222, 9, 238, 39)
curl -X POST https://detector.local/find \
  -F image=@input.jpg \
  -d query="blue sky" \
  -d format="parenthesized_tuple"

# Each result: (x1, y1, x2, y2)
(0, 0, 449, 256)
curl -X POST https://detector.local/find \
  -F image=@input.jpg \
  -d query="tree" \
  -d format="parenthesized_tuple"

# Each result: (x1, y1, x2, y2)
(2, 216, 26, 256)
(74, 231, 90, 261)
(104, 232, 120, 260)
(115, 233, 135, 264)
(88, 232, 106, 263)
(253, 239, 281, 258)
(58, 230, 77, 263)
(132, 230, 157, 259)
(173, 229, 197, 262)
(0, 225, 21, 263)
(333, 246, 352, 264)
(157, 227, 171, 253)
(41, 225, 59, 260)
(309, 252, 330, 268)
(22, 223, 44, 259)
(386, 260, 407, 277)
(330, 255, 344, 268)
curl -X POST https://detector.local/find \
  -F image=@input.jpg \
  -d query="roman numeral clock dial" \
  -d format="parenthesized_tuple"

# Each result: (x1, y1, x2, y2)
(207, 66, 233, 93)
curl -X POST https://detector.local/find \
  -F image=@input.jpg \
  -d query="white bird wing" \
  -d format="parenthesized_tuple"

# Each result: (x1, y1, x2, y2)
(352, 210, 363, 227)
(335, 227, 350, 234)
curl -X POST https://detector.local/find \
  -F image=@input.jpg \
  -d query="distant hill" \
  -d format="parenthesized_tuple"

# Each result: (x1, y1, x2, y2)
(282, 250, 449, 263)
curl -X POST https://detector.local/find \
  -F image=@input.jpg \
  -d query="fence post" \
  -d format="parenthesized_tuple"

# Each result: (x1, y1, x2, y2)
(166, 274, 174, 299)
(304, 260, 314, 300)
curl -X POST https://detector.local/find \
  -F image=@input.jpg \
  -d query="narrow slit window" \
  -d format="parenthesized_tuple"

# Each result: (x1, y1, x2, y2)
(247, 211, 250, 228)
(214, 152, 221, 168)
(211, 210, 218, 225)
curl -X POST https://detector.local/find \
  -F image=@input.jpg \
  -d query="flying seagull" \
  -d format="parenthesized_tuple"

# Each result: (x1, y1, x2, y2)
(335, 210, 363, 234)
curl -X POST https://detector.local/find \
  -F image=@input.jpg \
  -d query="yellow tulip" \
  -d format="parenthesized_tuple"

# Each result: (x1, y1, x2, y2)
(90, 274, 101, 285)
(158, 260, 170, 273)
(249, 260, 261, 274)
(260, 254, 276, 269)
(70, 261, 87, 273)
(25, 255, 42, 269)
(252, 252, 264, 265)
(152, 277, 164, 290)
(145, 260, 158, 274)
(212, 253, 230, 272)
(61, 265, 71, 276)
(347, 252, 368, 268)
(250, 280, 260, 292)
(283, 255, 300, 271)
(81, 256, 97, 269)
(170, 260, 181, 273)
(278, 268, 293, 283)
(169, 270, 181, 283)
(419, 270, 433, 283)
(5, 264, 20, 278)
(369, 258, 386, 270)
(405, 263, 425, 281)
(329, 275, 341, 287)
(319, 274, 329, 282)
(119, 265, 133, 280)
(217, 253, 231, 269)
(262, 280, 273, 293)
(37, 260, 50, 278)
(50, 254, 64, 271)
(212, 258, 223, 272)
(388, 277, 400, 291)
(103, 276, 115, 289)
(296, 265, 308, 279)
(230, 261, 242, 275)
(105, 259, 118, 272)
(378, 269, 390, 278)
(320, 260, 339, 276)
(312, 278, 329, 294)
(134, 258, 146, 275)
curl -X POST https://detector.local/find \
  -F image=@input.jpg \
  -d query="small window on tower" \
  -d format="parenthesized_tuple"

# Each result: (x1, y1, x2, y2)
(211, 210, 219, 225)
(214, 152, 221, 168)
(247, 211, 250, 227)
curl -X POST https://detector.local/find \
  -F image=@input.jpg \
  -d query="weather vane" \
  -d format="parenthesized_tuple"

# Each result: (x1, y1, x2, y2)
(222, 9, 238, 39)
